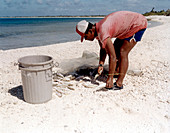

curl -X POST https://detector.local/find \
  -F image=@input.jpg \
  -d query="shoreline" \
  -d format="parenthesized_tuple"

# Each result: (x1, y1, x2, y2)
(0, 17, 162, 51)
(0, 16, 158, 21)
(0, 16, 105, 19)
(0, 16, 170, 133)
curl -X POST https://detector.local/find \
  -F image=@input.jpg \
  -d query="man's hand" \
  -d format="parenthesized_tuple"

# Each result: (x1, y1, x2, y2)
(98, 65, 103, 75)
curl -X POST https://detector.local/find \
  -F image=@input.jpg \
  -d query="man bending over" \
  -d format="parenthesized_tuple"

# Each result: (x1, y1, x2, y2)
(76, 11, 147, 90)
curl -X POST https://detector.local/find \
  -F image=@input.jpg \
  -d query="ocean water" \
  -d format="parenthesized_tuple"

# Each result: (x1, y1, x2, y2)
(0, 17, 160, 50)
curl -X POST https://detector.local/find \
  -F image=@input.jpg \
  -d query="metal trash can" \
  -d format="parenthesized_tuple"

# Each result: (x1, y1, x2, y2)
(18, 55, 53, 104)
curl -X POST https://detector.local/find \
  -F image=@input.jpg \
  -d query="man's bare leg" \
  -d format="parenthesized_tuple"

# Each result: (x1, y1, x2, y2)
(116, 39, 137, 87)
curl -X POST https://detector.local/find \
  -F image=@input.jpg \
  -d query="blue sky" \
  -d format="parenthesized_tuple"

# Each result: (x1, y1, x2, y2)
(0, 0, 169, 16)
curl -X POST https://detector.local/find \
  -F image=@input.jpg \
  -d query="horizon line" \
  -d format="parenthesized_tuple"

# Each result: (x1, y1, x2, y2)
(0, 15, 106, 18)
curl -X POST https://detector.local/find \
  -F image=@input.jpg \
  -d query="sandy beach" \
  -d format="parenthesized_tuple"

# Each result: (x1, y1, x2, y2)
(0, 16, 170, 133)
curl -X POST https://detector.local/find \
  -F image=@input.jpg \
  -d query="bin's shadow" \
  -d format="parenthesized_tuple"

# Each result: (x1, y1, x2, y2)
(8, 85, 24, 101)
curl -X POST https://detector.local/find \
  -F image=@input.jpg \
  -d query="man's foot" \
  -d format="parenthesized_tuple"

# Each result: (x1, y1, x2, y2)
(106, 82, 123, 90)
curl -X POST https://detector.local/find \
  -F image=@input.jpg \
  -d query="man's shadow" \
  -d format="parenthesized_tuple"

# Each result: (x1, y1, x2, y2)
(8, 85, 24, 101)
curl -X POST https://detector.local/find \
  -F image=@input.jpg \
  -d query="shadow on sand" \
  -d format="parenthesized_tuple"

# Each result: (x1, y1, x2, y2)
(8, 85, 24, 101)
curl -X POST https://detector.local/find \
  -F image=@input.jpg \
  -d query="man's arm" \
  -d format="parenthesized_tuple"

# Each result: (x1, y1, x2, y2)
(97, 40, 107, 75)
(105, 37, 117, 88)
(98, 40, 107, 65)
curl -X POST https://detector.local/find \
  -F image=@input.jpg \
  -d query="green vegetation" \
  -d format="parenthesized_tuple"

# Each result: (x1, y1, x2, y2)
(143, 8, 170, 16)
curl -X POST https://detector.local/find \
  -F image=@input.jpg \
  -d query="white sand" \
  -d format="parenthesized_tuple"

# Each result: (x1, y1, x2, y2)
(0, 16, 170, 133)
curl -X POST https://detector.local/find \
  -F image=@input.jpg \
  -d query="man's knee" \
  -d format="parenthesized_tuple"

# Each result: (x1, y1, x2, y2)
(120, 48, 128, 57)
(119, 40, 136, 57)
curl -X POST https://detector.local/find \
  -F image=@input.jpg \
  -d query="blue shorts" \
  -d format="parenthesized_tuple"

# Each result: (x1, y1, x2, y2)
(124, 28, 146, 42)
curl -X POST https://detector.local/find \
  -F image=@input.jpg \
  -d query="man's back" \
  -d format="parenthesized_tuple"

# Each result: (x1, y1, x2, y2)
(96, 11, 147, 47)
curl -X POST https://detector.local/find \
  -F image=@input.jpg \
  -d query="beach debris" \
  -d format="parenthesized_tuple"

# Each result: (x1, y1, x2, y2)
(53, 72, 64, 81)
(67, 83, 75, 90)
(75, 76, 84, 81)
(95, 83, 108, 92)
(95, 88, 108, 92)
(53, 87, 70, 96)
(53, 72, 76, 82)
(67, 75, 76, 80)
(62, 77, 71, 81)
(127, 69, 143, 76)
(67, 82, 74, 86)
(54, 88, 62, 98)
(53, 78, 77, 97)
(67, 86, 75, 90)
(52, 65, 107, 93)
(56, 73, 64, 78)
(82, 82, 97, 88)
(51, 51, 110, 97)
(97, 83, 106, 89)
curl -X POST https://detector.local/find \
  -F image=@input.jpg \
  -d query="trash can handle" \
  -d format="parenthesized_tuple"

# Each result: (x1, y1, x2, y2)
(54, 60, 59, 67)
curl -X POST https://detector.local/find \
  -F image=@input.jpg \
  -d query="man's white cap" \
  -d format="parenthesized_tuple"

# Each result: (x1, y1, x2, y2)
(76, 20, 89, 42)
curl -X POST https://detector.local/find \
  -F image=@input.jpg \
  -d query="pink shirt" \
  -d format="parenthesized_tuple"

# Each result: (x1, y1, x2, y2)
(96, 11, 147, 48)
